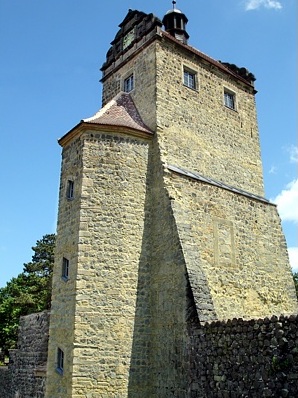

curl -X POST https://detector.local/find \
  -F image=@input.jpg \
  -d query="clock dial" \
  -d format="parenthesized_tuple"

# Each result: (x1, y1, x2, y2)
(123, 29, 135, 50)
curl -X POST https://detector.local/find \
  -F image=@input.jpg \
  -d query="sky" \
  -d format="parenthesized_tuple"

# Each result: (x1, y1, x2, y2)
(0, 0, 297, 287)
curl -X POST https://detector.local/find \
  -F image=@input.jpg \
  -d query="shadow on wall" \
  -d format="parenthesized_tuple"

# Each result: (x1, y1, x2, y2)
(127, 141, 202, 397)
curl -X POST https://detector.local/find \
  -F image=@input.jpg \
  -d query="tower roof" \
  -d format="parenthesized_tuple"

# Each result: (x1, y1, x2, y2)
(162, 1, 189, 44)
(83, 92, 153, 134)
(58, 93, 153, 147)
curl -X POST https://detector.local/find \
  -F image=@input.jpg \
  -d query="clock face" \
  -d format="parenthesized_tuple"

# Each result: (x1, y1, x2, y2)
(123, 29, 135, 50)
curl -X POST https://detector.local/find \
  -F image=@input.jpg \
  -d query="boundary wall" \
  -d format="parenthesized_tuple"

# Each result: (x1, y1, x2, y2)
(0, 311, 49, 398)
(0, 310, 297, 396)
(189, 314, 298, 397)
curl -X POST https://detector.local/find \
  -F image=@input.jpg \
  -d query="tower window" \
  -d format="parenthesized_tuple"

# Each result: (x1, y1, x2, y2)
(183, 68, 196, 90)
(56, 348, 64, 375)
(224, 89, 236, 110)
(124, 74, 134, 93)
(62, 257, 69, 281)
(66, 180, 74, 200)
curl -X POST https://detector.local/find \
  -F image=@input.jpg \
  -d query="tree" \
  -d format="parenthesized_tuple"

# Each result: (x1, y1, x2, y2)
(22, 233, 56, 309)
(0, 234, 55, 354)
(293, 272, 298, 300)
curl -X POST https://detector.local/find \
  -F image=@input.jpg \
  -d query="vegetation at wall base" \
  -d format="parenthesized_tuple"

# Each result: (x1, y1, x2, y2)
(0, 234, 55, 355)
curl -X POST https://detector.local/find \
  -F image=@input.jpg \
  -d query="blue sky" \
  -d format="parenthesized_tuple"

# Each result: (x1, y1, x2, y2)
(0, 0, 297, 287)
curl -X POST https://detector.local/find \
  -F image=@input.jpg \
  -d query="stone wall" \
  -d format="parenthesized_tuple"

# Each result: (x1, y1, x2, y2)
(141, 139, 194, 397)
(164, 169, 298, 320)
(0, 311, 49, 398)
(0, 366, 11, 397)
(2, 308, 298, 397)
(46, 130, 151, 397)
(46, 135, 83, 397)
(155, 38, 264, 198)
(102, 41, 157, 132)
(189, 314, 298, 398)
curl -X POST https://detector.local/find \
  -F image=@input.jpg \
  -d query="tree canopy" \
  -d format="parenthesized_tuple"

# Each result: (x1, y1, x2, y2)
(0, 234, 55, 354)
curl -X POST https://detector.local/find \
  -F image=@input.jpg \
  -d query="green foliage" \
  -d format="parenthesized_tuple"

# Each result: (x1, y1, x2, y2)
(0, 234, 55, 354)
(293, 272, 298, 300)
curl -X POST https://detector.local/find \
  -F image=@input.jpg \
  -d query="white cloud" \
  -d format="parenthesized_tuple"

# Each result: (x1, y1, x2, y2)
(272, 179, 298, 223)
(269, 165, 277, 174)
(289, 145, 298, 164)
(245, 0, 282, 10)
(288, 247, 298, 273)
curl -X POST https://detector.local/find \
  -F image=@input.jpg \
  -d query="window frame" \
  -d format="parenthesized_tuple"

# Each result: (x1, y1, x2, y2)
(56, 347, 64, 375)
(62, 257, 69, 281)
(66, 180, 74, 200)
(183, 67, 197, 90)
(224, 88, 236, 110)
(123, 73, 134, 93)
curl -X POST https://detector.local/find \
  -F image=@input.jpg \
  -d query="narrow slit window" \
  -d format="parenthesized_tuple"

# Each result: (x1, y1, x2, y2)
(124, 74, 134, 93)
(62, 257, 69, 281)
(57, 348, 64, 375)
(66, 180, 74, 199)
(183, 68, 196, 90)
(224, 90, 236, 110)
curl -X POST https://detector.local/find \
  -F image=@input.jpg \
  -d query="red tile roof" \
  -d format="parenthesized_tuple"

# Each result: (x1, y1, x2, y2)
(83, 92, 153, 134)
(58, 92, 153, 147)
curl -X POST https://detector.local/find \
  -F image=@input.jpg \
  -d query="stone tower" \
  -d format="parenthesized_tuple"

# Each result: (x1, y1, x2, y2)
(45, 7, 298, 398)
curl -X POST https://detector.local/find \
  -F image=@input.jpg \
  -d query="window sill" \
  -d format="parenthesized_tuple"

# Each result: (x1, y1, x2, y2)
(224, 105, 237, 112)
(123, 88, 135, 94)
(183, 84, 198, 92)
(56, 367, 63, 376)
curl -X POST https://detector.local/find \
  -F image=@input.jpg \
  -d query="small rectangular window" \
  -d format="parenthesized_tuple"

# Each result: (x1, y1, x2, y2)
(183, 68, 196, 89)
(57, 348, 64, 374)
(66, 180, 74, 199)
(62, 257, 69, 281)
(224, 90, 236, 110)
(124, 74, 134, 93)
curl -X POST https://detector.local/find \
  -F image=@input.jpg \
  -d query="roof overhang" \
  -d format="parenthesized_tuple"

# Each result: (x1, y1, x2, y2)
(58, 121, 153, 147)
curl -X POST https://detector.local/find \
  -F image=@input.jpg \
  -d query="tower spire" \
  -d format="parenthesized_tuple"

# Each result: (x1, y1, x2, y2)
(162, 2, 189, 44)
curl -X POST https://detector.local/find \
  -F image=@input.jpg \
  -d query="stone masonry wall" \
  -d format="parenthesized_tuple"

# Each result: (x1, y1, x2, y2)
(46, 129, 151, 397)
(2, 308, 298, 397)
(72, 131, 151, 397)
(0, 366, 11, 397)
(76, 131, 149, 396)
(0, 311, 50, 398)
(102, 42, 157, 132)
(102, 34, 264, 197)
(46, 136, 83, 397)
(164, 170, 298, 320)
(144, 138, 194, 397)
(155, 38, 264, 197)
(189, 314, 298, 398)
(99, 24, 297, 324)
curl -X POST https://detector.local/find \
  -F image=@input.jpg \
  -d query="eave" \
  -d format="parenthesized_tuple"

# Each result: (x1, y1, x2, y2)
(58, 121, 154, 148)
